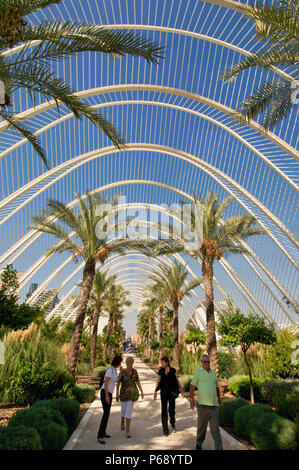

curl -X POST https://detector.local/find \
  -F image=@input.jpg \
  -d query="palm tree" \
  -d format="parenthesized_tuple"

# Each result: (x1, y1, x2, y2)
(29, 192, 155, 376)
(221, 0, 298, 131)
(88, 270, 116, 371)
(138, 297, 158, 359)
(103, 283, 130, 362)
(145, 284, 168, 359)
(186, 193, 263, 377)
(148, 261, 202, 372)
(0, 0, 164, 167)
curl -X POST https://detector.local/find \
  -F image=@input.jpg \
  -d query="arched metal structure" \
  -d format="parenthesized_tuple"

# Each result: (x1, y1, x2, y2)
(0, 0, 298, 335)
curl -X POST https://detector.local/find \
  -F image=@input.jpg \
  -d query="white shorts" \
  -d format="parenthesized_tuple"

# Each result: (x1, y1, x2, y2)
(121, 400, 134, 419)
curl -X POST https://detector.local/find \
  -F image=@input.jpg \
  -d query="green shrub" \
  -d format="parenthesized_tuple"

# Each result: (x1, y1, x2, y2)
(218, 352, 234, 379)
(0, 425, 42, 450)
(234, 403, 276, 440)
(179, 375, 193, 392)
(8, 405, 68, 450)
(219, 397, 248, 427)
(263, 327, 299, 379)
(33, 398, 80, 436)
(73, 383, 95, 403)
(143, 357, 150, 363)
(260, 380, 299, 406)
(0, 325, 64, 404)
(5, 359, 63, 405)
(249, 411, 297, 450)
(92, 366, 107, 378)
(228, 376, 264, 401)
(272, 390, 299, 421)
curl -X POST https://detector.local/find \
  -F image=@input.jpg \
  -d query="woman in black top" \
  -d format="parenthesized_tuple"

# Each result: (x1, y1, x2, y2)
(154, 356, 184, 436)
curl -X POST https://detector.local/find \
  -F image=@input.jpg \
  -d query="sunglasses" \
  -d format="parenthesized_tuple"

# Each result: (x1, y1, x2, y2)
(202, 361, 210, 363)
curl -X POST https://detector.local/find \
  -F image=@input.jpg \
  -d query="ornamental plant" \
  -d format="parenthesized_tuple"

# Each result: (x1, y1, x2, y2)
(217, 298, 277, 403)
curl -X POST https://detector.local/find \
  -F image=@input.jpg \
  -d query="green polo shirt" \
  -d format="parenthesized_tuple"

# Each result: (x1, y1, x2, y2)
(191, 367, 219, 406)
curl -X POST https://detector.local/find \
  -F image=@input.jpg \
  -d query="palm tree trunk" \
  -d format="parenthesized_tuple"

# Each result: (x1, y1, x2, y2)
(159, 306, 164, 359)
(173, 299, 180, 372)
(202, 258, 219, 379)
(148, 316, 155, 360)
(103, 312, 113, 362)
(90, 304, 100, 371)
(67, 258, 95, 377)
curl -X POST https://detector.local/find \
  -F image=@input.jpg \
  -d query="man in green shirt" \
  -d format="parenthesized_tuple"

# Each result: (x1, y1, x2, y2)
(190, 354, 223, 450)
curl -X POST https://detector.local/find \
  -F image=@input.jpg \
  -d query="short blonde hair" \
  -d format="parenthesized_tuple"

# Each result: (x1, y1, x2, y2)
(126, 356, 134, 365)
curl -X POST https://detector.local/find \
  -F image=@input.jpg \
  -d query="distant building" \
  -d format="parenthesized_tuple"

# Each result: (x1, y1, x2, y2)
(31, 288, 60, 315)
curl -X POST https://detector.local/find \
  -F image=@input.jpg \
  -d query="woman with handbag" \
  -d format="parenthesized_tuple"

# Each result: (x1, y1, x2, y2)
(154, 356, 184, 436)
(116, 356, 144, 438)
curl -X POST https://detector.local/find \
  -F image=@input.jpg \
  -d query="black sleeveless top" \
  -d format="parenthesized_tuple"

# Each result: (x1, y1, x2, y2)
(157, 367, 179, 393)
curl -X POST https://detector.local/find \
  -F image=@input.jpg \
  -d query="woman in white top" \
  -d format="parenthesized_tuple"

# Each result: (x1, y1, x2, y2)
(97, 354, 123, 444)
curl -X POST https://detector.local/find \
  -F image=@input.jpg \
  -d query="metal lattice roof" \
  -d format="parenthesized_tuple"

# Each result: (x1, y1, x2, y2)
(0, 0, 298, 334)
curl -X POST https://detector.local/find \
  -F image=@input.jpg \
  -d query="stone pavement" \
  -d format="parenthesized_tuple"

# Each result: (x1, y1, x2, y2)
(64, 354, 246, 450)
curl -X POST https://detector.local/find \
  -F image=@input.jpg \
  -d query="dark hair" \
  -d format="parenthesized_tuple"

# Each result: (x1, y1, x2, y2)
(111, 355, 123, 367)
(161, 356, 170, 366)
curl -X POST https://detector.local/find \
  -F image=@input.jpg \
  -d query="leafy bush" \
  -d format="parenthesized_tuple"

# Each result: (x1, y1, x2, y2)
(234, 403, 297, 450)
(8, 405, 68, 450)
(219, 397, 248, 427)
(228, 376, 264, 401)
(52, 368, 76, 400)
(179, 375, 193, 392)
(143, 357, 150, 363)
(33, 398, 80, 436)
(179, 349, 202, 375)
(73, 383, 95, 403)
(260, 379, 299, 406)
(92, 366, 107, 378)
(272, 390, 299, 421)
(5, 359, 62, 405)
(263, 327, 299, 379)
(0, 425, 42, 450)
(0, 324, 64, 404)
(234, 403, 277, 440)
(218, 351, 234, 379)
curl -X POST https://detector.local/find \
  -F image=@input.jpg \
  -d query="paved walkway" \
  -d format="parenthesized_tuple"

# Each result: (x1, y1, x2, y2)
(64, 354, 246, 450)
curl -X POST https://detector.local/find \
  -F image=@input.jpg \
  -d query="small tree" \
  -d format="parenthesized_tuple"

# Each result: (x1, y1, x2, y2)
(184, 324, 206, 367)
(217, 299, 277, 404)
(0, 264, 19, 300)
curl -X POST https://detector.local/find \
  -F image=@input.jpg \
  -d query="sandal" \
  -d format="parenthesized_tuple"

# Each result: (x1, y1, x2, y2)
(97, 438, 106, 444)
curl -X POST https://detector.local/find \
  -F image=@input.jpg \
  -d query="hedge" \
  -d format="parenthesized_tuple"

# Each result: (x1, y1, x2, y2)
(260, 380, 299, 406)
(8, 405, 68, 450)
(0, 425, 42, 450)
(92, 366, 107, 378)
(73, 383, 96, 403)
(219, 397, 248, 428)
(234, 404, 297, 450)
(33, 398, 80, 436)
(272, 390, 299, 422)
(228, 376, 263, 401)
(179, 375, 193, 392)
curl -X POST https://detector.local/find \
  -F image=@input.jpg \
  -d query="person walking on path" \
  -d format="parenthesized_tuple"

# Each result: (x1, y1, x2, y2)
(189, 353, 223, 450)
(116, 356, 144, 438)
(154, 356, 184, 436)
(97, 354, 123, 444)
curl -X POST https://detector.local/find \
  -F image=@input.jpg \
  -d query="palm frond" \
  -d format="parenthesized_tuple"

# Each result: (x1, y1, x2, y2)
(0, 110, 48, 168)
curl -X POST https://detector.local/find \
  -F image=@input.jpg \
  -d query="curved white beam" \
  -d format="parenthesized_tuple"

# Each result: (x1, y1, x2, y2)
(0, 85, 297, 159)
(2, 145, 297, 267)
(1, 100, 296, 193)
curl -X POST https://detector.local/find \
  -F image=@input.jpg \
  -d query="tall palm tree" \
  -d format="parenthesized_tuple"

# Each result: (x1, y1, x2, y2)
(0, 0, 163, 167)
(138, 297, 158, 359)
(103, 283, 130, 362)
(88, 270, 116, 371)
(148, 261, 202, 372)
(186, 193, 263, 377)
(145, 284, 167, 359)
(221, 0, 298, 131)
(29, 192, 155, 376)
(150, 193, 264, 377)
